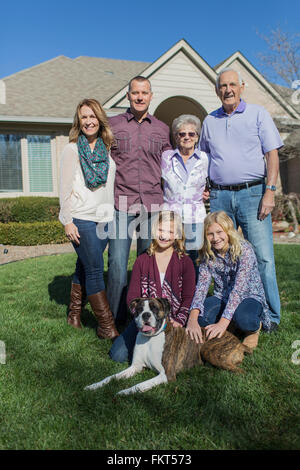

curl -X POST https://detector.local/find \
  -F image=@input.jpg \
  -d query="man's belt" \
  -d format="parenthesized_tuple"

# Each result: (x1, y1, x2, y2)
(210, 178, 264, 191)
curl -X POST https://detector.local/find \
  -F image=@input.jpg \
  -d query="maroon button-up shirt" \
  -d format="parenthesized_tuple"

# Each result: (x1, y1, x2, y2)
(109, 109, 172, 213)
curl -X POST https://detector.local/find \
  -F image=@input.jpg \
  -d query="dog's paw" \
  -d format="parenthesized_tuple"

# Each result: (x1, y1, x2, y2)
(84, 384, 94, 391)
(115, 386, 138, 396)
(84, 383, 101, 391)
(232, 367, 245, 374)
(115, 389, 129, 396)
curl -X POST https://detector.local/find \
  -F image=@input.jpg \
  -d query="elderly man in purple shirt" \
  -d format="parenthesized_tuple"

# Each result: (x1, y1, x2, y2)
(200, 67, 283, 331)
(107, 76, 172, 322)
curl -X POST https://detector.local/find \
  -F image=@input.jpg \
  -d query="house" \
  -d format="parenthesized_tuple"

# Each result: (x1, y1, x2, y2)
(0, 39, 299, 198)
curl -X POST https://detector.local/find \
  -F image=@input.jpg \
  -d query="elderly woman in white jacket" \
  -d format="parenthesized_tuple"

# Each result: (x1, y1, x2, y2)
(161, 114, 209, 278)
(59, 98, 118, 340)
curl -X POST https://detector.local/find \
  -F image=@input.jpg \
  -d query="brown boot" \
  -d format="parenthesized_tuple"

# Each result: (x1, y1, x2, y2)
(88, 291, 119, 340)
(242, 323, 262, 350)
(67, 283, 85, 329)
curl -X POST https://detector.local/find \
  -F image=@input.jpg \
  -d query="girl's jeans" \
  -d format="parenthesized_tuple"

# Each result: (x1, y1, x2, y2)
(198, 295, 262, 332)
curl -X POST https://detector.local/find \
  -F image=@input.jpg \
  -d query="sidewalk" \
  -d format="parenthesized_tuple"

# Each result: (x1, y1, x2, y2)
(0, 234, 299, 266)
(0, 239, 138, 266)
(0, 243, 74, 265)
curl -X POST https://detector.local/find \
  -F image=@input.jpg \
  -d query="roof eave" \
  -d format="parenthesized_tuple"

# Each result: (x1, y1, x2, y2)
(215, 51, 300, 120)
(0, 115, 73, 124)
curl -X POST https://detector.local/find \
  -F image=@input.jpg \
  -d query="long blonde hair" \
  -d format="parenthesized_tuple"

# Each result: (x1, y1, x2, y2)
(199, 211, 243, 263)
(147, 211, 186, 258)
(69, 98, 114, 150)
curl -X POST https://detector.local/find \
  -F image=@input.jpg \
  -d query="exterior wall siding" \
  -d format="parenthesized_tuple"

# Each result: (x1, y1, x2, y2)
(116, 52, 220, 115)
(228, 59, 291, 117)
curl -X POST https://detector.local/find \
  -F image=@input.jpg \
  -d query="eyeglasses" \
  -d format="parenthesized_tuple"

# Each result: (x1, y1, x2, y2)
(177, 132, 197, 138)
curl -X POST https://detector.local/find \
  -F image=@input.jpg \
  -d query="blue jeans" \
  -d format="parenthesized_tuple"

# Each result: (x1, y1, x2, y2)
(199, 296, 262, 332)
(109, 319, 138, 363)
(107, 209, 156, 319)
(183, 222, 204, 282)
(209, 183, 280, 324)
(72, 218, 108, 296)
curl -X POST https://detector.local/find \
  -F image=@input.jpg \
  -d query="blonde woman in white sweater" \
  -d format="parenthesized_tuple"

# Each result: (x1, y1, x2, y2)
(59, 98, 119, 340)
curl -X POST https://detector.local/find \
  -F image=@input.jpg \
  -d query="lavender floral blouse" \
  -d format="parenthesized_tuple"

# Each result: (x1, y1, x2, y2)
(161, 148, 208, 223)
(190, 240, 271, 330)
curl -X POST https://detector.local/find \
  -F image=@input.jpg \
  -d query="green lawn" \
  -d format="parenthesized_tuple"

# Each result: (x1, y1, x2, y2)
(0, 245, 299, 450)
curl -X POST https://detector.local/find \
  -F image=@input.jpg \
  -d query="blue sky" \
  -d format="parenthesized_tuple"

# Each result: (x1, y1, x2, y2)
(0, 0, 299, 85)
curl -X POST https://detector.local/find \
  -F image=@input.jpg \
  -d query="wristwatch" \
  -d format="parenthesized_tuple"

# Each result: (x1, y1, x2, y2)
(266, 185, 276, 191)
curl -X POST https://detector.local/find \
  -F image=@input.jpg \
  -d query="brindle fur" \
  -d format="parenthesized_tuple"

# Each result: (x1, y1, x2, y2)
(200, 330, 252, 373)
(162, 321, 252, 380)
(162, 322, 203, 381)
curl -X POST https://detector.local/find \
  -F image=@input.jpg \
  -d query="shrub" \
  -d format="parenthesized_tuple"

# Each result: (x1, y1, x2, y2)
(0, 197, 60, 223)
(273, 193, 300, 233)
(0, 221, 66, 246)
(0, 199, 15, 224)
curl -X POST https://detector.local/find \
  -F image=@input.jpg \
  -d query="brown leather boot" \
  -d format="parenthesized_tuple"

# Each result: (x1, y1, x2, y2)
(242, 323, 262, 350)
(67, 283, 85, 329)
(88, 291, 119, 340)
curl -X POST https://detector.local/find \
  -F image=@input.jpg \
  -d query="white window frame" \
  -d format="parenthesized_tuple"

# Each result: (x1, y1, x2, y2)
(0, 132, 58, 198)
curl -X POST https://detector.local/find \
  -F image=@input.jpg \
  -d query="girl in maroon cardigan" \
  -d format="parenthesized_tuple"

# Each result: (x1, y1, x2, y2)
(109, 210, 196, 363)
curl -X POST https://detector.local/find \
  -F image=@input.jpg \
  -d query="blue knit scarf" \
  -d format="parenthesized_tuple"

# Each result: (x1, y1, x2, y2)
(77, 134, 109, 189)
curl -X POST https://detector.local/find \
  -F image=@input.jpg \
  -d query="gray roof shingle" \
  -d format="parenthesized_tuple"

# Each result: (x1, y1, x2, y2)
(271, 83, 300, 115)
(0, 55, 150, 118)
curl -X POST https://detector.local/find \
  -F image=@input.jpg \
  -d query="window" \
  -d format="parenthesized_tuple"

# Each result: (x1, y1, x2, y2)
(0, 134, 23, 192)
(0, 133, 55, 194)
(27, 135, 53, 192)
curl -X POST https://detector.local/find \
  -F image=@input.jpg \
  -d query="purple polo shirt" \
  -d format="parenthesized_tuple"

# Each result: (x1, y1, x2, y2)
(109, 109, 172, 213)
(199, 100, 283, 185)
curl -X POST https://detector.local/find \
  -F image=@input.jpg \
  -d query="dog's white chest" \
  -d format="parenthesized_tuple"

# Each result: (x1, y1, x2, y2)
(85, 298, 171, 395)
(133, 331, 166, 373)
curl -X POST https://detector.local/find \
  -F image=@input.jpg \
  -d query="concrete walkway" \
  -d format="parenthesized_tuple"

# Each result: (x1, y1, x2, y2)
(0, 233, 299, 266)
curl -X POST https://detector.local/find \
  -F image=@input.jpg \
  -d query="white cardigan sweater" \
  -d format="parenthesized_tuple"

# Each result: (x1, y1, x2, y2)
(59, 143, 116, 225)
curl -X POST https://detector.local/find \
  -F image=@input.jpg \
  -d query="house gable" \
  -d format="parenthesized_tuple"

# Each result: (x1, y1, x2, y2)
(103, 39, 220, 115)
(215, 51, 300, 120)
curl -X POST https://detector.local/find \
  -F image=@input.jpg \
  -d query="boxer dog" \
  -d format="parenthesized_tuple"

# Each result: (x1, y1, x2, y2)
(85, 298, 251, 396)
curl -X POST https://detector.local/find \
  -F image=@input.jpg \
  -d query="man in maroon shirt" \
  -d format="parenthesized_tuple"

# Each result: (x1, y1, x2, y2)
(107, 76, 172, 323)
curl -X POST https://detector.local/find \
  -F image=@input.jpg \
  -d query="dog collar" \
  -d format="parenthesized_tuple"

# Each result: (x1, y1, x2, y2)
(150, 319, 167, 336)
(155, 319, 167, 335)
